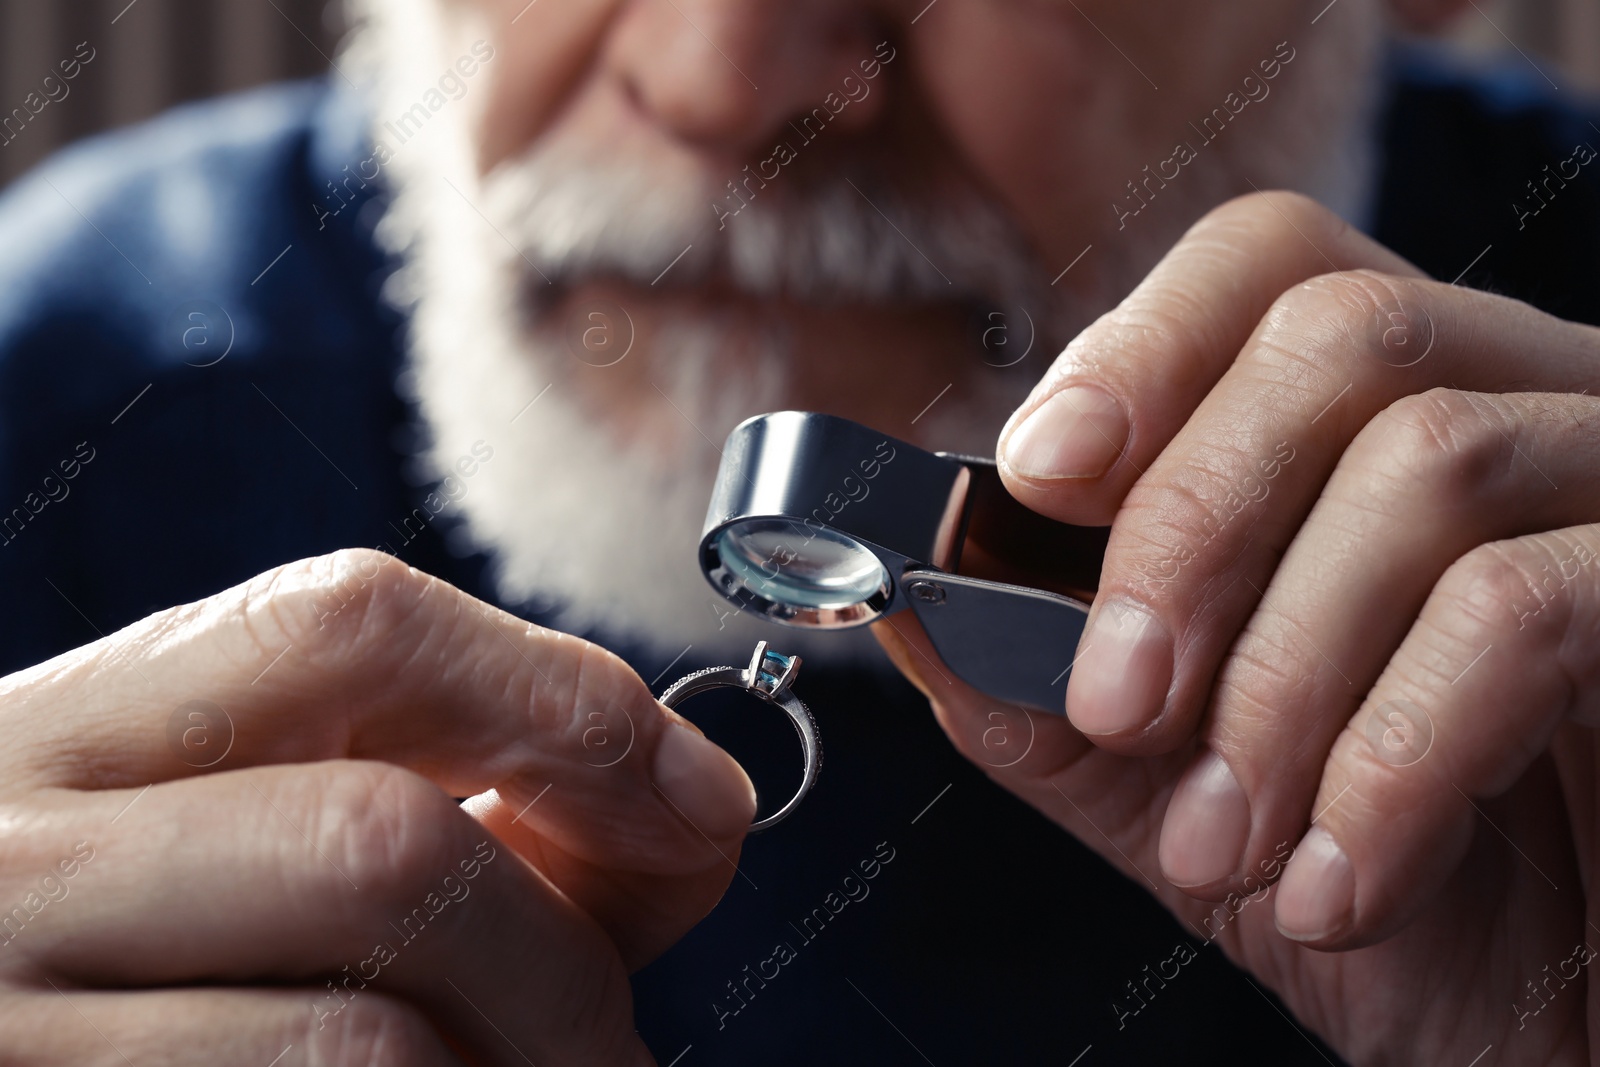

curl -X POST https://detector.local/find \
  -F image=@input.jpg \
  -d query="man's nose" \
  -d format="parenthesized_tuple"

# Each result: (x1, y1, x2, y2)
(608, 0, 887, 153)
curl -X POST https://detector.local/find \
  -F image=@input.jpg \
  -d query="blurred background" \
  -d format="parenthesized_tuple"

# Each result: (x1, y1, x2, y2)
(0, 0, 339, 187)
(0, 0, 1597, 189)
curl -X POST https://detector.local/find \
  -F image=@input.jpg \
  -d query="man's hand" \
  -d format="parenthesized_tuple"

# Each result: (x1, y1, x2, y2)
(0, 549, 755, 1066)
(878, 192, 1600, 1063)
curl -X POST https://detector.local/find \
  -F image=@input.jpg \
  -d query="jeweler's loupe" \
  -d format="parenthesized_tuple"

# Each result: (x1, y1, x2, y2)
(700, 411, 1111, 713)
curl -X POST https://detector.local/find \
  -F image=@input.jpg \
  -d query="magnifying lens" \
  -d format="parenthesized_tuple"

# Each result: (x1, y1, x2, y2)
(700, 411, 1111, 713)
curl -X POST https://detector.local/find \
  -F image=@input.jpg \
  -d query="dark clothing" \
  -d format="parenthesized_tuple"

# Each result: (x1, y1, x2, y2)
(0, 41, 1594, 1065)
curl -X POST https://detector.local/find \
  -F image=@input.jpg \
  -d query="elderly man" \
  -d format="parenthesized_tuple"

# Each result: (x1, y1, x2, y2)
(0, 0, 1597, 1061)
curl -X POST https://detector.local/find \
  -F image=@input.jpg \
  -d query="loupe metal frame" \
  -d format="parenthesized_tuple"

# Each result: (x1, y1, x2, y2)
(699, 411, 1111, 714)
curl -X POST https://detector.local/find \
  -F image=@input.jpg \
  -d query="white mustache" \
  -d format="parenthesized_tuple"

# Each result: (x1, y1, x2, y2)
(477, 153, 1053, 315)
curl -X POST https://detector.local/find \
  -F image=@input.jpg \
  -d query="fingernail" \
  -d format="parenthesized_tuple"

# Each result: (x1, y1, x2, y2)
(1003, 384, 1129, 481)
(1066, 599, 1172, 735)
(1158, 749, 1251, 888)
(1275, 826, 1355, 942)
(652, 721, 757, 839)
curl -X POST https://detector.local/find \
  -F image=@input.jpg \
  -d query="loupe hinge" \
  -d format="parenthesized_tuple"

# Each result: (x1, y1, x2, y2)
(902, 568, 1089, 715)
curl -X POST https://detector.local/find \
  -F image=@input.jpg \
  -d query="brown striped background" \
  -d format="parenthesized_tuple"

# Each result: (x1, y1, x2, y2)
(0, 0, 1597, 190)
(0, 0, 338, 187)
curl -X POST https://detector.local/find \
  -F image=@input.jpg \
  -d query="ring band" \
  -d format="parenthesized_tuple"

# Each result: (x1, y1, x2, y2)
(659, 641, 821, 833)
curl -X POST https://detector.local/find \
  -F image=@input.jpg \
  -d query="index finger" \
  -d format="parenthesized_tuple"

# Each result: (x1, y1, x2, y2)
(997, 191, 1422, 525)
(0, 549, 756, 878)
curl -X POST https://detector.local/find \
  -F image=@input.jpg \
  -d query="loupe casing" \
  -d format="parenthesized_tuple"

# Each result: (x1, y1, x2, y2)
(699, 411, 1110, 713)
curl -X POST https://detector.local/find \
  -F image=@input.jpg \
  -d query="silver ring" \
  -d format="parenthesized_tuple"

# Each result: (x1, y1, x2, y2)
(659, 641, 821, 833)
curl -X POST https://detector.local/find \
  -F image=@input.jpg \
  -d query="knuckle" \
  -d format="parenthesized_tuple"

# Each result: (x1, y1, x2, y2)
(1350, 389, 1512, 501)
(1113, 450, 1273, 591)
(1237, 271, 1397, 395)
(1272, 269, 1412, 337)
(245, 549, 438, 667)
(313, 762, 469, 912)
(310, 993, 440, 1067)
(1434, 541, 1546, 645)
(536, 637, 659, 765)
(1213, 637, 1325, 741)
(1204, 189, 1346, 246)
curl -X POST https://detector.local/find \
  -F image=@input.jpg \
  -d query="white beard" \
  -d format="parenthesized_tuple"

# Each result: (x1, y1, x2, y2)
(340, 0, 1383, 662)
